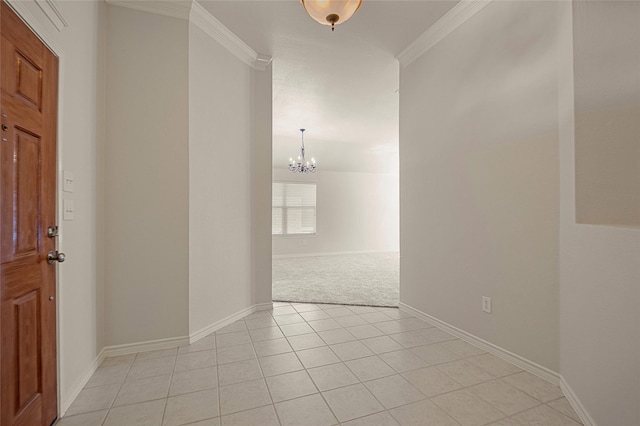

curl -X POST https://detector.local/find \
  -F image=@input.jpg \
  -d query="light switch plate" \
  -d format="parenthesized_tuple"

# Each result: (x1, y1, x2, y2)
(482, 296, 492, 314)
(63, 171, 74, 193)
(63, 199, 74, 220)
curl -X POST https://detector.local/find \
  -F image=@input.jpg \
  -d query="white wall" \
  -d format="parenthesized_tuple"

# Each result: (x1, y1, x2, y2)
(55, 0, 104, 405)
(272, 169, 399, 256)
(559, 2, 640, 425)
(5, 0, 103, 411)
(188, 21, 254, 334)
(105, 5, 190, 345)
(399, 1, 560, 371)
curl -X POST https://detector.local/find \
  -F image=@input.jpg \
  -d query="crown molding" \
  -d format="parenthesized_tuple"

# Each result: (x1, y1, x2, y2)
(397, 0, 492, 68)
(189, 1, 271, 71)
(5, 0, 64, 54)
(105, 0, 271, 71)
(254, 54, 273, 71)
(34, 0, 68, 31)
(189, 1, 252, 67)
(105, 0, 192, 20)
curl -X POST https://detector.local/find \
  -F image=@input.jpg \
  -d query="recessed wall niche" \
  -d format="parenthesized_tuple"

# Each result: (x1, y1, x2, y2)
(573, 1, 640, 228)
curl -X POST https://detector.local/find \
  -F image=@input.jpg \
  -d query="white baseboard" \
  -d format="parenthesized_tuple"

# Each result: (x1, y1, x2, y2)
(399, 303, 598, 426)
(60, 302, 272, 417)
(399, 302, 560, 384)
(60, 348, 106, 416)
(560, 375, 597, 426)
(188, 301, 273, 343)
(61, 335, 188, 416)
(254, 302, 274, 311)
(273, 250, 399, 259)
(101, 335, 190, 358)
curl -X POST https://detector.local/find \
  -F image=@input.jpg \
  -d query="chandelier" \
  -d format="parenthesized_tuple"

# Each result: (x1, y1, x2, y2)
(289, 129, 316, 174)
(301, 0, 363, 32)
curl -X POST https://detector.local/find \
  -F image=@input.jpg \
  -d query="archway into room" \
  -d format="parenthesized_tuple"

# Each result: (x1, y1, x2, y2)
(266, 22, 401, 308)
(200, 1, 459, 308)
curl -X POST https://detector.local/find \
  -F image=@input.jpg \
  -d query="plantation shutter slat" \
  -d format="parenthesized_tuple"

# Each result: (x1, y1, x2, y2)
(272, 182, 316, 235)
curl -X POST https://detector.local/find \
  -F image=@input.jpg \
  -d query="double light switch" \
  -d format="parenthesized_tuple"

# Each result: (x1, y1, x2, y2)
(63, 171, 74, 220)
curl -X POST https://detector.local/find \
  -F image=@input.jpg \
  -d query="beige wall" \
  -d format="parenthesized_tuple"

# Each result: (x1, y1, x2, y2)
(95, 0, 107, 376)
(251, 66, 274, 306)
(188, 22, 254, 334)
(575, 105, 640, 227)
(573, 1, 640, 228)
(559, 2, 640, 425)
(105, 5, 190, 345)
(272, 169, 399, 256)
(399, 1, 560, 371)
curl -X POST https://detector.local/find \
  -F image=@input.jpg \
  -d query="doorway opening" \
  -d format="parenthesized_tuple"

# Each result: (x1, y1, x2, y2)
(270, 51, 400, 307)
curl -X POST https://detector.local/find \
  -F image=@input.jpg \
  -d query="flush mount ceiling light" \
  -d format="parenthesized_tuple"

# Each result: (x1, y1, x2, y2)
(289, 129, 316, 174)
(301, 0, 362, 32)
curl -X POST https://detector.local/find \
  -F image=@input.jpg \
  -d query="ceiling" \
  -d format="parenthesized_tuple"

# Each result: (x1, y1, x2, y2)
(198, 0, 458, 173)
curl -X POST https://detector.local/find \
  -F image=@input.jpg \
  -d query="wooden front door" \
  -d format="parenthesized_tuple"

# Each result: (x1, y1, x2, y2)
(1, 2, 59, 425)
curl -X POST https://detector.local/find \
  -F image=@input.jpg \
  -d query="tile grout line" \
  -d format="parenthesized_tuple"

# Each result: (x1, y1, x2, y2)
(285, 302, 570, 425)
(215, 332, 222, 425)
(64, 302, 580, 426)
(282, 306, 342, 425)
(157, 352, 176, 426)
(244, 315, 282, 425)
(108, 349, 175, 424)
(275, 306, 330, 424)
(255, 304, 546, 425)
(103, 353, 135, 423)
(287, 303, 397, 424)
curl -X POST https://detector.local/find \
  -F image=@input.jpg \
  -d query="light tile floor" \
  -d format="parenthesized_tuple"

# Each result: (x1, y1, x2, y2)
(59, 303, 583, 426)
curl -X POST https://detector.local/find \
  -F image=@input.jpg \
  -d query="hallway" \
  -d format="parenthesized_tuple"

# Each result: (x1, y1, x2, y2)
(60, 303, 581, 426)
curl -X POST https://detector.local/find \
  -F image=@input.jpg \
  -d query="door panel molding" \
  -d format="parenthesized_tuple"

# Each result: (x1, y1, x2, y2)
(2, 1, 65, 420)
(1, 1, 59, 424)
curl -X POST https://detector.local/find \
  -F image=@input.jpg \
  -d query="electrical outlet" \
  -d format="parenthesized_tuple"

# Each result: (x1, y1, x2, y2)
(482, 296, 492, 314)
(63, 199, 74, 221)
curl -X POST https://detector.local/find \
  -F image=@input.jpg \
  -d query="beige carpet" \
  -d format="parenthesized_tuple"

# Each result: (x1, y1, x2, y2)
(272, 252, 399, 307)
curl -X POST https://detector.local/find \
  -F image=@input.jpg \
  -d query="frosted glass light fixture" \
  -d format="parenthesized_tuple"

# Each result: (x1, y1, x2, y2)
(289, 129, 317, 174)
(301, 0, 362, 31)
